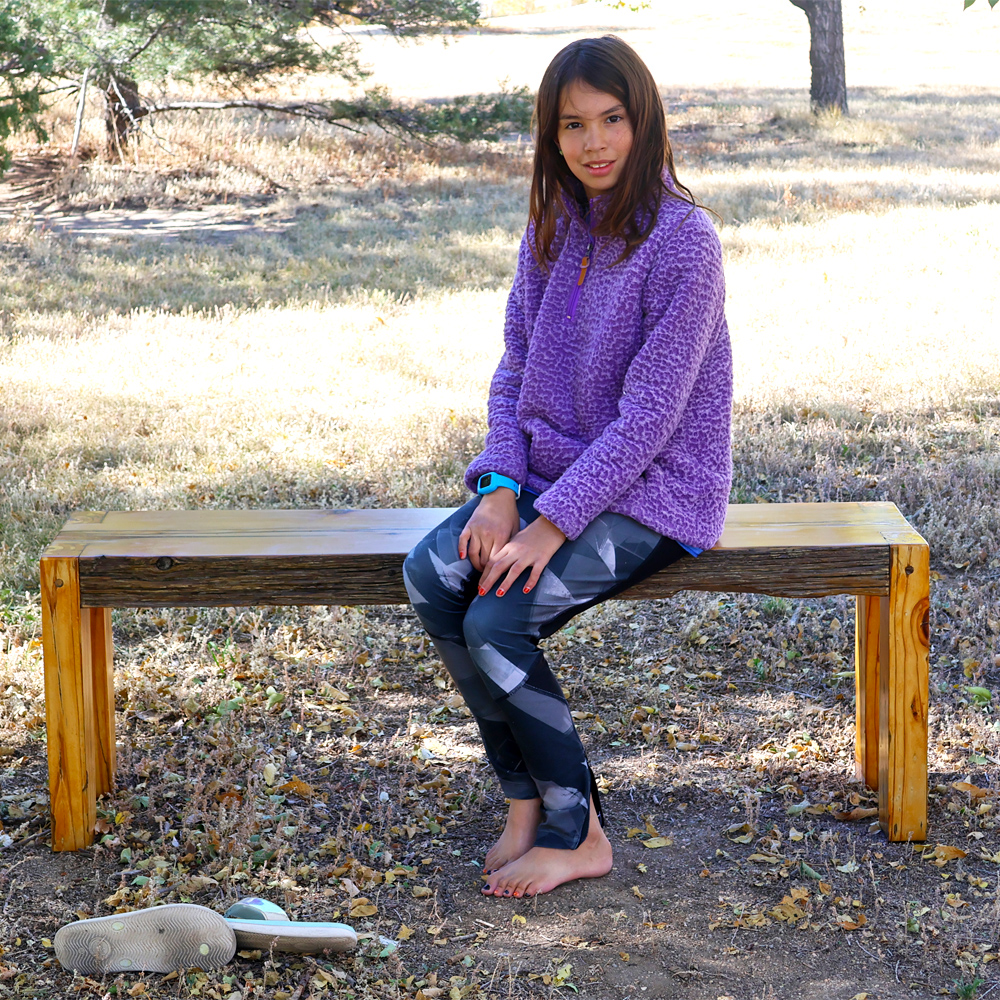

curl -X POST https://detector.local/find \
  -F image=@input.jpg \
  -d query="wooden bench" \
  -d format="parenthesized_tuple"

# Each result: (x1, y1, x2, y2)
(40, 501, 930, 852)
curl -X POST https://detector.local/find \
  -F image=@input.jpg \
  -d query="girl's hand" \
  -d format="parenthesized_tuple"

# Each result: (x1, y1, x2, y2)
(478, 515, 567, 598)
(459, 491, 521, 572)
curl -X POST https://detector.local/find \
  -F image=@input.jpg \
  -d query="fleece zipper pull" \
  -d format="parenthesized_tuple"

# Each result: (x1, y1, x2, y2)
(566, 237, 594, 320)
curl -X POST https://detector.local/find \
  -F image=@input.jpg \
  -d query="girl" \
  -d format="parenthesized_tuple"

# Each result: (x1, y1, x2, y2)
(403, 35, 732, 898)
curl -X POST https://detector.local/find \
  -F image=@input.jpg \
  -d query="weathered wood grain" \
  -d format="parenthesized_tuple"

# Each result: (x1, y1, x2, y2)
(74, 544, 891, 608)
(41, 557, 97, 852)
(879, 543, 930, 843)
(621, 546, 889, 600)
(78, 553, 410, 607)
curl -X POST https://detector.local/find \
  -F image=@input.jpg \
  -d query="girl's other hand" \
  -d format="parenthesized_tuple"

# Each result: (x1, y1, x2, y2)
(478, 516, 566, 599)
(459, 491, 521, 572)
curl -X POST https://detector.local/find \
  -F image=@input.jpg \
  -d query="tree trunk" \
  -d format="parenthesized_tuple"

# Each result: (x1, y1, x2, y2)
(103, 75, 147, 158)
(789, 0, 848, 115)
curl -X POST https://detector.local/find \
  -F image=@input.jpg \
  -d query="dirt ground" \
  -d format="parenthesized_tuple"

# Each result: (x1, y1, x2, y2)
(2, 577, 999, 999)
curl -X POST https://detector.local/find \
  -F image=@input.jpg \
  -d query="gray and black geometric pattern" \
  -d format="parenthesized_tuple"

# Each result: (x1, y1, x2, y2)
(404, 492, 685, 850)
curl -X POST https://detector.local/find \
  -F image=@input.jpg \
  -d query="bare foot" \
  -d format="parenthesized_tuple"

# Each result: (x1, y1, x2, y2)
(482, 798, 612, 898)
(482, 798, 541, 874)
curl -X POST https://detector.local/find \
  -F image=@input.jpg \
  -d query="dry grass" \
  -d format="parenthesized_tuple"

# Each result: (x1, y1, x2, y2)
(1, 17, 1000, 998)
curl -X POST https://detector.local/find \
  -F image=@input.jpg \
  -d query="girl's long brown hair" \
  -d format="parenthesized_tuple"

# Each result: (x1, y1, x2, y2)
(529, 35, 696, 267)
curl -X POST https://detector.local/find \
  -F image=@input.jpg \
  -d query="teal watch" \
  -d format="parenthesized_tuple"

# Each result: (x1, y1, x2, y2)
(477, 472, 520, 498)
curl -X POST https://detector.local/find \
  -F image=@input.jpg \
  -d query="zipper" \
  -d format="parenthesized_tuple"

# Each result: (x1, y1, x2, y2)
(566, 237, 594, 320)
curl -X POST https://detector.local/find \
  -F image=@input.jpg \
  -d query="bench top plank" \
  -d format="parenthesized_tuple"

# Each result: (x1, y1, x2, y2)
(44, 502, 921, 559)
(39, 503, 926, 607)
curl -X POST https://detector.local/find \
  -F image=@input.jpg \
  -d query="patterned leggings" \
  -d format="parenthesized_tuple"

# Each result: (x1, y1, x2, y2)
(403, 493, 685, 850)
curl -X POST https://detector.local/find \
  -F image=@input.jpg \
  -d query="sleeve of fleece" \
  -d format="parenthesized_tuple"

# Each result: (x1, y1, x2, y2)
(533, 214, 725, 539)
(464, 235, 533, 493)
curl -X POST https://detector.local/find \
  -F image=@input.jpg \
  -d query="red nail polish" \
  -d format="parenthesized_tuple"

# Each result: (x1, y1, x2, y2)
(478, 587, 485, 596)
(497, 589, 505, 597)
(523, 586, 531, 594)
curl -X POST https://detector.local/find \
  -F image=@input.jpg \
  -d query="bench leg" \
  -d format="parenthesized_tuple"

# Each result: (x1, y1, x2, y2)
(854, 594, 886, 789)
(41, 557, 97, 851)
(85, 607, 116, 797)
(878, 544, 930, 843)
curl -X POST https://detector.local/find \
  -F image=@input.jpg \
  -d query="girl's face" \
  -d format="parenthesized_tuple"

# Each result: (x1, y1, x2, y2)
(556, 80, 634, 200)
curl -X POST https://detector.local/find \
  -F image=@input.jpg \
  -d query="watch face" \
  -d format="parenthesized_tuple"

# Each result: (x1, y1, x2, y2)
(479, 474, 492, 490)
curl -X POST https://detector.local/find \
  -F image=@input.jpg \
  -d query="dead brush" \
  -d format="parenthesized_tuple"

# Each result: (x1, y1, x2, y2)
(26, 90, 532, 212)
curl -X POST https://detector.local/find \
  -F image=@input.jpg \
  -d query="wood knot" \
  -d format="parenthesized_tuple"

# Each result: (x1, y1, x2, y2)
(905, 565, 914, 575)
(155, 557, 174, 571)
(55, 578, 64, 588)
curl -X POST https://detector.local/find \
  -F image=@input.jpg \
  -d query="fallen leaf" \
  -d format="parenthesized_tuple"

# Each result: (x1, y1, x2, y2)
(398, 925, 415, 940)
(924, 844, 967, 864)
(980, 850, 1000, 864)
(953, 781, 995, 798)
(748, 853, 781, 864)
(631, 886, 645, 899)
(262, 763, 278, 786)
(836, 913, 867, 931)
(834, 807, 878, 822)
(511, 914, 526, 926)
(642, 837, 673, 849)
(636, 863, 648, 874)
(769, 898, 806, 922)
(277, 778, 315, 798)
(411, 886, 433, 898)
(836, 860, 860, 874)
(725, 822, 754, 844)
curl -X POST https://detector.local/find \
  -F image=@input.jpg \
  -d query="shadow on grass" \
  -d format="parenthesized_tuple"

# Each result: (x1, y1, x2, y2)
(2, 179, 525, 318)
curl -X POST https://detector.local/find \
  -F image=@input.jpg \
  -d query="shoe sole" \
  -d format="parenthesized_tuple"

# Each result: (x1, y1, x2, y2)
(54, 904, 237, 975)
(226, 918, 357, 954)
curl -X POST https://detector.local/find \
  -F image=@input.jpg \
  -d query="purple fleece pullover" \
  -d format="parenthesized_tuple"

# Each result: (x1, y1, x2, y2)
(465, 191, 733, 550)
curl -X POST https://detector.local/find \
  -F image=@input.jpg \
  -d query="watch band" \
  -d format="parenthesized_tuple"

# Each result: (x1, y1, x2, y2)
(476, 473, 521, 498)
